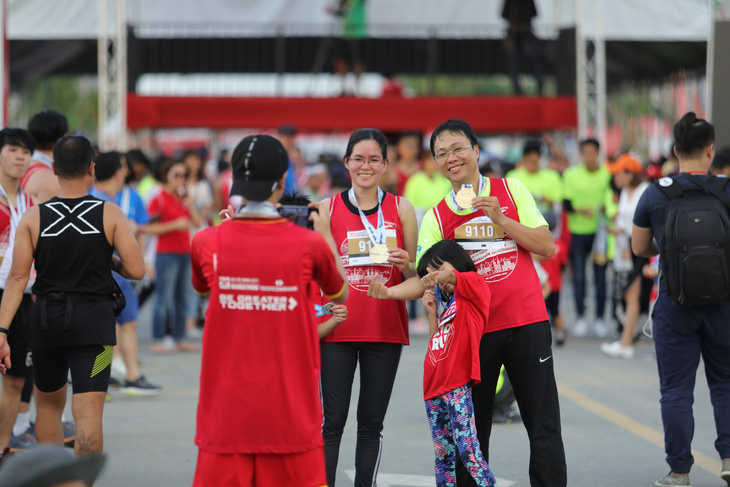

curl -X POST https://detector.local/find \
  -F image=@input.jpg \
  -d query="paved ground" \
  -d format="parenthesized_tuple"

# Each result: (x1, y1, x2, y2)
(23, 281, 730, 487)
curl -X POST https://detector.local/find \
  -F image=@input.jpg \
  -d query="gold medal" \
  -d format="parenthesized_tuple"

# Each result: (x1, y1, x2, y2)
(369, 244, 389, 264)
(455, 186, 476, 209)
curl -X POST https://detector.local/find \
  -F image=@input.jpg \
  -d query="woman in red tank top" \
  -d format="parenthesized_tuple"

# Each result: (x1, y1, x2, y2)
(316, 128, 418, 486)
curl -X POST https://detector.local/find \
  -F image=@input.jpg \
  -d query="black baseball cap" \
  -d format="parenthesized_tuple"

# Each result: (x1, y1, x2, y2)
(230, 134, 289, 201)
(0, 445, 106, 487)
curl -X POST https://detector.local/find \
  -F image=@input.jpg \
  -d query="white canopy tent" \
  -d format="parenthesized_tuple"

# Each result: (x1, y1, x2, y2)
(7, 0, 710, 41)
(2, 0, 717, 145)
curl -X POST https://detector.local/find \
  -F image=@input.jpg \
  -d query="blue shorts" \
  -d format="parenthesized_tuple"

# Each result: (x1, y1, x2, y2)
(113, 271, 139, 325)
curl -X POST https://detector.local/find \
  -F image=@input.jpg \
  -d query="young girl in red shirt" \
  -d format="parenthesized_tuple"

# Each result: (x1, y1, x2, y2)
(373, 239, 497, 486)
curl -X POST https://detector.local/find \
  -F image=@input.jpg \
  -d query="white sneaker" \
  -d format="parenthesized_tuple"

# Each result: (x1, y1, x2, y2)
(594, 318, 610, 338)
(572, 318, 588, 337)
(187, 326, 204, 340)
(111, 355, 127, 381)
(600, 340, 634, 359)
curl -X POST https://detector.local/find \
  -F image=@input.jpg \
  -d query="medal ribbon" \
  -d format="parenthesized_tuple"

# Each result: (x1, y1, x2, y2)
(235, 201, 280, 218)
(434, 284, 457, 327)
(348, 187, 386, 246)
(450, 176, 487, 211)
(0, 184, 26, 229)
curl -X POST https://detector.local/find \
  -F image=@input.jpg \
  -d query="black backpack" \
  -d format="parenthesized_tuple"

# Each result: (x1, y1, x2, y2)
(656, 174, 730, 306)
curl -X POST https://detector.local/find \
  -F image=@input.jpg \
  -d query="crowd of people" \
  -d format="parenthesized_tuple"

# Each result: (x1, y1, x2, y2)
(0, 110, 726, 487)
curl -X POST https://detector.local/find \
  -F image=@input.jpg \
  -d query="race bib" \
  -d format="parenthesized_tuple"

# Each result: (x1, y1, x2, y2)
(346, 228, 398, 266)
(454, 219, 506, 250)
(454, 215, 518, 282)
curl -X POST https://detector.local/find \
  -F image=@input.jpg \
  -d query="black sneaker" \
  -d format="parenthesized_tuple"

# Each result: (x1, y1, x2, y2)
(108, 376, 121, 388)
(121, 376, 162, 397)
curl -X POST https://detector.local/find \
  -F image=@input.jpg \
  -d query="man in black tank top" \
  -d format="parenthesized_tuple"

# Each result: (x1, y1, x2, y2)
(0, 136, 144, 471)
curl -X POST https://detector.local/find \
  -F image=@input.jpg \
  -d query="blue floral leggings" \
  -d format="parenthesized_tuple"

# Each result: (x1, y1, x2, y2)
(425, 384, 497, 487)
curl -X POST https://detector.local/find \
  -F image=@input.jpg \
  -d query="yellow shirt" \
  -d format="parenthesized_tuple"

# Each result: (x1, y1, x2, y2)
(562, 164, 612, 235)
(504, 167, 563, 213)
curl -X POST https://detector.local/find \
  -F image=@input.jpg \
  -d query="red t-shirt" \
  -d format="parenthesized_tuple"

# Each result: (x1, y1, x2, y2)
(147, 190, 191, 254)
(323, 191, 408, 344)
(540, 239, 568, 292)
(191, 217, 346, 454)
(423, 271, 490, 400)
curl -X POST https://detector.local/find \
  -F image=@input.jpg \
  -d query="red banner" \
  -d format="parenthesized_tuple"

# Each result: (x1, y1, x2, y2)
(127, 94, 577, 133)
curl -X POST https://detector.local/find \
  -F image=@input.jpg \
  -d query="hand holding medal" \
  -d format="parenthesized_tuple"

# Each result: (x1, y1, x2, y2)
(330, 304, 348, 324)
(471, 195, 505, 224)
(384, 247, 410, 271)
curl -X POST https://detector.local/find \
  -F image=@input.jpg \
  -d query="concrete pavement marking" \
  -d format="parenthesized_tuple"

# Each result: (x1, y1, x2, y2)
(346, 470, 515, 486)
(559, 383, 722, 476)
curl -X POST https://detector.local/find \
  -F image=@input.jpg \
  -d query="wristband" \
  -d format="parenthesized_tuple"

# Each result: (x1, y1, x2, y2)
(0, 327, 8, 335)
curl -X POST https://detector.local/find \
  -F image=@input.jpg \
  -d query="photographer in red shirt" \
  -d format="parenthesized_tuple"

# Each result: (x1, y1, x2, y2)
(190, 135, 347, 487)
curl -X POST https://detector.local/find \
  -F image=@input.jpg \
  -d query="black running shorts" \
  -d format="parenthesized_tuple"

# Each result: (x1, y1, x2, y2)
(0, 290, 33, 379)
(33, 344, 113, 394)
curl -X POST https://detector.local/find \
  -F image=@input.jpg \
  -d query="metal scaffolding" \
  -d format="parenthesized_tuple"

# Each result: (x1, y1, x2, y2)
(97, 0, 127, 151)
(1, 0, 7, 128)
(575, 0, 606, 145)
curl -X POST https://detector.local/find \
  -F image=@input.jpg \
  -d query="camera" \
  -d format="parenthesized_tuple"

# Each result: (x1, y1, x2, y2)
(279, 205, 317, 229)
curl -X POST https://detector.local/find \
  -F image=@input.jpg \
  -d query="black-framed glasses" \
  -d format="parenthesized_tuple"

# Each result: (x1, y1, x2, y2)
(434, 145, 472, 162)
(347, 157, 385, 168)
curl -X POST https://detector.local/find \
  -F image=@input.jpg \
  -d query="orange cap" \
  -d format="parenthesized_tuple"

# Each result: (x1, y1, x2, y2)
(609, 154, 643, 174)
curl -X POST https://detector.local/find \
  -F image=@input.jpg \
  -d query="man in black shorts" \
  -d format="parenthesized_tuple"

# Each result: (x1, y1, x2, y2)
(0, 128, 36, 452)
(0, 135, 144, 462)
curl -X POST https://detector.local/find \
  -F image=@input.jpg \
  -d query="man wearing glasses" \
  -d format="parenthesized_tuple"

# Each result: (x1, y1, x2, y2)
(369, 119, 566, 486)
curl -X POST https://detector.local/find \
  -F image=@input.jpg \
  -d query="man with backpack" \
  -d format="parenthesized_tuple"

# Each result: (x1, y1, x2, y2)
(632, 112, 730, 487)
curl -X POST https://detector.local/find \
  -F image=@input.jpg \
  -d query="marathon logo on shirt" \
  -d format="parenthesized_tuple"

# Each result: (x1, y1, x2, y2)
(428, 321, 455, 365)
(218, 276, 298, 293)
(218, 293, 298, 312)
(453, 215, 518, 282)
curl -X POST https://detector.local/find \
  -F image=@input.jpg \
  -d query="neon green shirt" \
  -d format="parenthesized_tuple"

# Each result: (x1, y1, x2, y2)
(403, 171, 452, 212)
(137, 175, 160, 204)
(562, 164, 612, 235)
(504, 167, 562, 214)
(417, 178, 548, 264)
